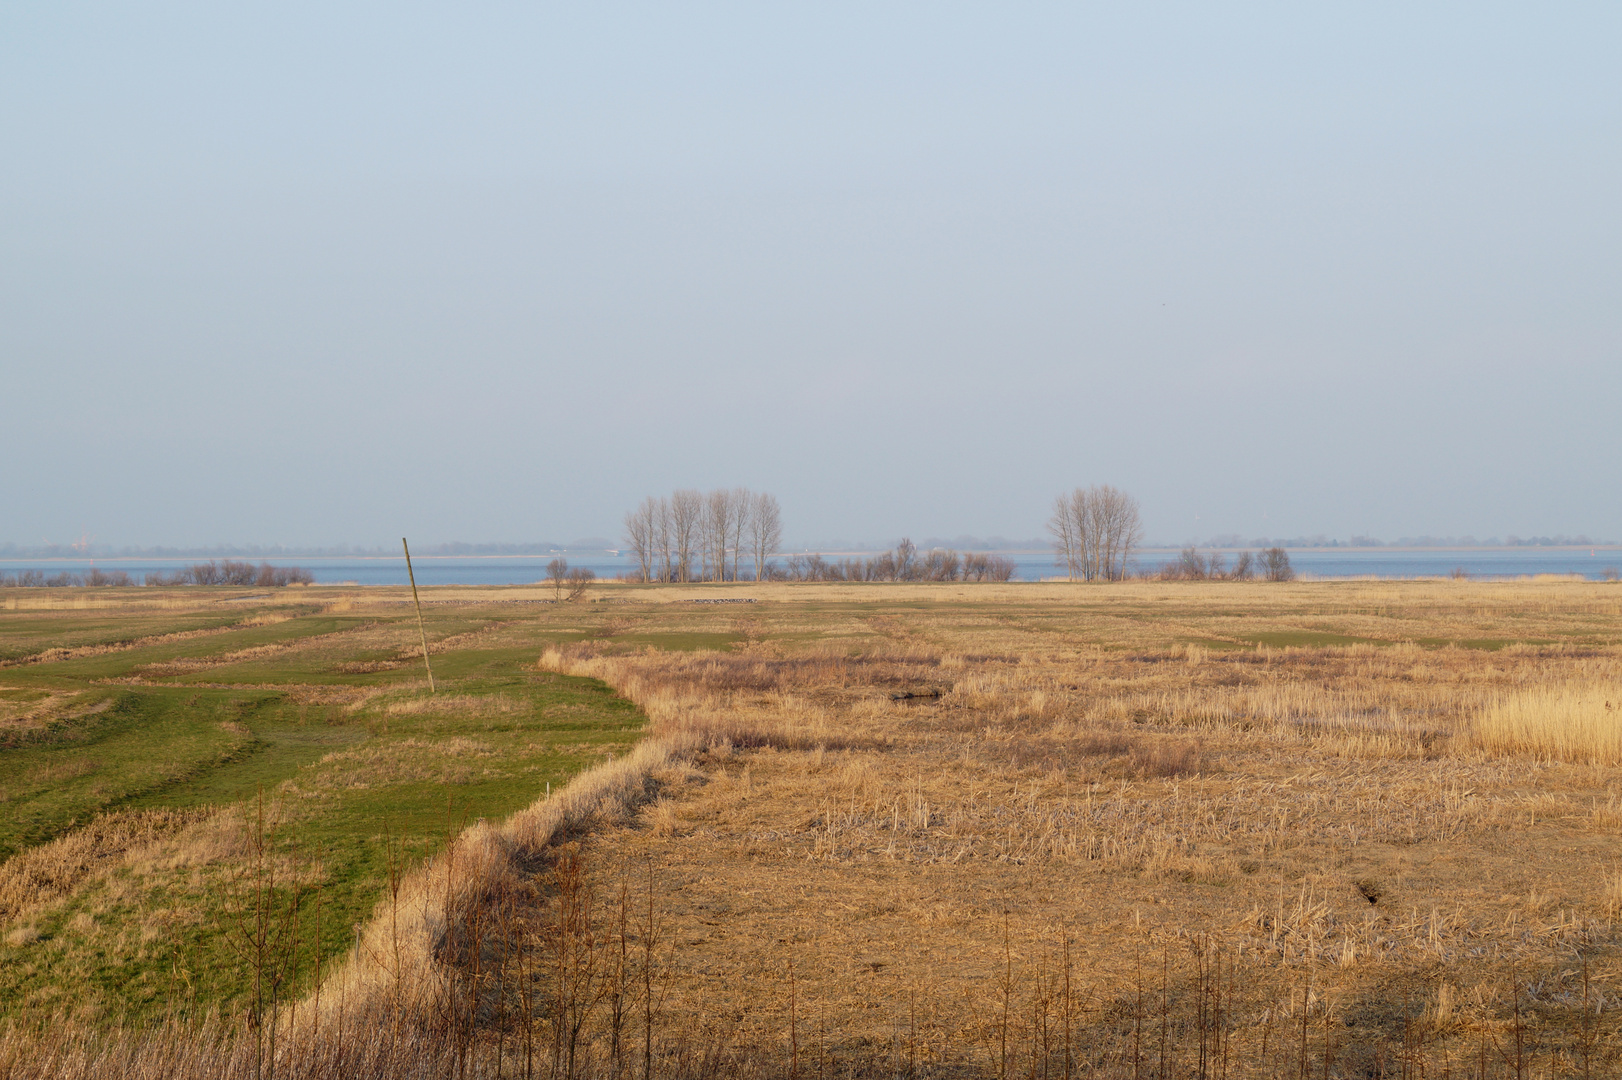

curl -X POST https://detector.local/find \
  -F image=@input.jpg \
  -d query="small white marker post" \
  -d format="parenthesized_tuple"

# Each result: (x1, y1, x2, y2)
(402, 537, 435, 694)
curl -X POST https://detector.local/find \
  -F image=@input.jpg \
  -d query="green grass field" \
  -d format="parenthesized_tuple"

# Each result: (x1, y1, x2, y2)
(0, 590, 645, 1021)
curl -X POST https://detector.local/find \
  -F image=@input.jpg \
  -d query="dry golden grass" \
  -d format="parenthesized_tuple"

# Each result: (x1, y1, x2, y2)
(0, 808, 222, 924)
(1472, 682, 1622, 764)
(504, 580, 1622, 1076)
(8, 578, 1622, 1077)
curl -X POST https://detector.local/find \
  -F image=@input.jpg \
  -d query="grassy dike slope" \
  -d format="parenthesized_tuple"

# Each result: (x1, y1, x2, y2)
(0, 586, 645, 1021)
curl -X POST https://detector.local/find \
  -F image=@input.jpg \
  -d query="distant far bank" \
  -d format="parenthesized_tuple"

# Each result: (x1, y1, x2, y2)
(1, 538, 1615, 560)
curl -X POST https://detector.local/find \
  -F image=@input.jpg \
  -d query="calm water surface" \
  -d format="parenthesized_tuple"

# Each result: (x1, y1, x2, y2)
(3, 548, 1619, 586)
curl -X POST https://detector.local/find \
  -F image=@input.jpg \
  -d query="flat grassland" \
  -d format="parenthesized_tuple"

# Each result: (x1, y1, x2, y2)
(0, 586, 643, 1019)
(531, 578, 1622, 1078)
(3, 578, 1622, 1079)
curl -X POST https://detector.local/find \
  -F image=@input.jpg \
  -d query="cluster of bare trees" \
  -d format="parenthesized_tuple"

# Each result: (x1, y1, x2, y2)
(1159, 547, 1293, 582)
(784, 540, 1016, 582)
(0, 569, 133, 587)
(1048, 485, 1143, 581)
(147, 561, 315, 586)
(622, 489, 783, 583)
(0, 561, 314, 587)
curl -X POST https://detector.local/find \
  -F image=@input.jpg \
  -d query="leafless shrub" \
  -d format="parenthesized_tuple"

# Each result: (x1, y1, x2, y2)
(920, 548, 960, 582)
(1262, 547, 1295, 582)
(220, 560, 259, 586)
(142, 562, 312, 587)
(255, 562, 314, 587)
(566, 566, 596, 602)
(786, 542, 1015, 584)
(1160, 548, 1255, 582)
(962, 553, 1017, 582)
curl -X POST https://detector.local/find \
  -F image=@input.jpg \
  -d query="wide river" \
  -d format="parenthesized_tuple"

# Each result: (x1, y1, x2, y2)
(3, 547, 1619, 586)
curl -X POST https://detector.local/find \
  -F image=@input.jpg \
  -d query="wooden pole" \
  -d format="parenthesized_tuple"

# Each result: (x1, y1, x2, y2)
(403, 537, 435, 693)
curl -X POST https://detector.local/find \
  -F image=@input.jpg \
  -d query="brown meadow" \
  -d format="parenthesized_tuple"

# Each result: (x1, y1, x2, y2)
(3, 578, 1622, 1078)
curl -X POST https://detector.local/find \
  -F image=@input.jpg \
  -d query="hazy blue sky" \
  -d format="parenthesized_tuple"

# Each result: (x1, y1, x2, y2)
(4, 3, 1618, 548)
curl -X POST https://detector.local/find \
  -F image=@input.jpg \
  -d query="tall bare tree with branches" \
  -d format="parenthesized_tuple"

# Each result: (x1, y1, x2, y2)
(747, 492, 783, 583)
(704, 489, 734, 582)
(1049, 494, 1081, 580)
(669, 489, 702, 583)
(727, 486, 750, 582)
(623, 497, 658, 582)
(653, 497, 672, 581)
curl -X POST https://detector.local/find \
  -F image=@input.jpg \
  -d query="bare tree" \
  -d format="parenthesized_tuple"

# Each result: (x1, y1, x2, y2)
(653, 497, 672, 582)
(727, 486, 749, 582)
(1048, 494, 1081, 580)
(704, 489, 736, 582)
(623, 498, 658, 582)
(547, 557, 569, 601)
(1093, 485, 1142, 581)
(669, 490, 702, 583)
(893, 538, 918, 581)
(747, 492, 783, 583)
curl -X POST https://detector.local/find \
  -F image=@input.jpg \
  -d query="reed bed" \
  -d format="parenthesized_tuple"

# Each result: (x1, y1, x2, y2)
(1472, 683, 1622, 765)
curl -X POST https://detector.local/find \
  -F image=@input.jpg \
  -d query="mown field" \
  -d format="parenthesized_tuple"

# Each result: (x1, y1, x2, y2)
(3, 578, 1622, 1079)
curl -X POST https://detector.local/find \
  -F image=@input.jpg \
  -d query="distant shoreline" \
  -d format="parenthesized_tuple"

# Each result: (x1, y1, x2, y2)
(2, 543, 1620, 565)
